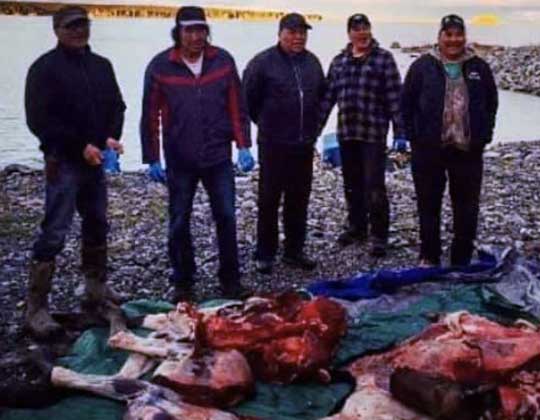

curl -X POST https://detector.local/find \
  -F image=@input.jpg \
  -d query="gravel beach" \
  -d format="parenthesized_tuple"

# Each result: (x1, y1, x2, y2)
(1, 140, 540, 363)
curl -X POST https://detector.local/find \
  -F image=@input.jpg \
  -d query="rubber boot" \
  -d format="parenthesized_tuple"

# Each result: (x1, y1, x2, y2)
(81, 244, 126, 307)
(25, 260, 63, 340)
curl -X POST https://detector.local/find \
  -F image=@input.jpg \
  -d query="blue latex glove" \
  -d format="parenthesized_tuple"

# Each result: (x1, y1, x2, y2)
(148, 161, 166, 183)
(103, 148, 121, 174)
(392, 138, 408, 153)
(237, 148, 255, 173)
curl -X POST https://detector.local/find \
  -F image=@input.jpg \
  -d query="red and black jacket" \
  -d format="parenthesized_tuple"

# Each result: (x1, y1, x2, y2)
(140, 45, 251, 170)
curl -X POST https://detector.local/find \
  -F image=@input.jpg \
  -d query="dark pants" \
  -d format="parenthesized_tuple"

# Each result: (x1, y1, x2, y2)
(33, 159, 108, 262)
(339, 141, 389, 243)
(256, 143, 314, 260)
(167, 160, 239, 286)
(411, 147, 483, 265)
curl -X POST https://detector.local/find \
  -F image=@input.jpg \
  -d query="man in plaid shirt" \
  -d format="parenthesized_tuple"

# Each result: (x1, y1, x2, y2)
(320, 13, 406, 257)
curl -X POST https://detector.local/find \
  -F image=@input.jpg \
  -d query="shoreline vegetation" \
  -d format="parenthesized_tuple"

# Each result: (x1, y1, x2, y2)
(0, 1, 323, 22)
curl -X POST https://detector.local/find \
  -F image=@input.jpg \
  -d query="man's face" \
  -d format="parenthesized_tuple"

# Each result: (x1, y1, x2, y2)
(180, 24, 208, 56)
(279, 27, 308, 54)
(55, 18, 90, 49)
(438, 27, 466, 60)
(348, 24, 372, 51)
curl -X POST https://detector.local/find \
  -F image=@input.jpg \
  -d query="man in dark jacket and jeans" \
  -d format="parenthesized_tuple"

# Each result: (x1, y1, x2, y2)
(243, 13, 325, 274)
(401, 15, 498, 266)
(24, 6, 126, 339)
(141, 6, 253, 300)
(320, 14, 406, 257)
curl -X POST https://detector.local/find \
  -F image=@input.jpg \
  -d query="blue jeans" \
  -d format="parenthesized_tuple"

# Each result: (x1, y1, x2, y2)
(33, 158, 108, 261)
(167, 161, 239, 286)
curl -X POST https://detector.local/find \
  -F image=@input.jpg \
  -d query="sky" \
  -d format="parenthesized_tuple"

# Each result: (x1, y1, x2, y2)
(25, 0, 540, 22)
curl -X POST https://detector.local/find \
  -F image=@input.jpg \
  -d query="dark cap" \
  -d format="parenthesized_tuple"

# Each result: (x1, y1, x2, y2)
(53, 6, 89, 29)
(175, 6, 208, 27)
(440, 14, 465, 32)
(279, 13, 312, 31)
(347, 13, 371, 31)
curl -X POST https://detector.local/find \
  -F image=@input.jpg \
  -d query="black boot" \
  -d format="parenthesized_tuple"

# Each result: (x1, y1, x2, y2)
(81, 244, 126, 307)
(25, 259, 63, 340)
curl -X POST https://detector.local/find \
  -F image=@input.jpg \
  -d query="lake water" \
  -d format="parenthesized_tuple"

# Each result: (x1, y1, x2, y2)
(2, 16, 540, 169)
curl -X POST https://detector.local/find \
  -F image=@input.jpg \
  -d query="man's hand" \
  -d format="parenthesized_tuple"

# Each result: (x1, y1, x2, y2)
(83, 144, 102, 166)
(392, 138, 408, 153)
(106, 137, 124, 154)
(237, 148, 255, 173)
(148, 161, 166, 184)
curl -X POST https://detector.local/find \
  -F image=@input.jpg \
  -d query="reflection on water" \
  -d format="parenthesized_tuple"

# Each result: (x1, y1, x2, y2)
(1, 16, 539, 169)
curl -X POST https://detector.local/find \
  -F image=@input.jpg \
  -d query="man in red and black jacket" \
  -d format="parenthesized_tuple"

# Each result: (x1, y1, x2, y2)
(140, 6, 253, 301)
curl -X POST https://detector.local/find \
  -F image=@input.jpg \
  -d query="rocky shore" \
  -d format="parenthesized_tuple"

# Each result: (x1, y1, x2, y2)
(401, 42, 540, 96)
(1, 141, 540, 389)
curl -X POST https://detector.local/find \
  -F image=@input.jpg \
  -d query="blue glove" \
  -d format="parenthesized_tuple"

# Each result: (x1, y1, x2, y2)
(237, 148, 255, 173)
(148, 161, 166, 183)
(103, 148, 121, 173)
(392, 138, 408, 153)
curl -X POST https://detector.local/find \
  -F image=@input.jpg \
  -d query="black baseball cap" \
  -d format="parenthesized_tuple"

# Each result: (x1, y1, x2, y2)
(53, 6, 89, 29)
(347, 13, 371, 31)
(176, 6, 208, 27)
(440, 14, 465, 32)
(279, 13, 312, 31)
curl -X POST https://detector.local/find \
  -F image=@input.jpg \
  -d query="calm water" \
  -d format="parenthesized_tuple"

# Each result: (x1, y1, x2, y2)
(2, 16, 540, 169)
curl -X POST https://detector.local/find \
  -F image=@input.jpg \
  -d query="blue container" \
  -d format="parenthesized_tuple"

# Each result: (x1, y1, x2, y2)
(322, 132, 341, 167)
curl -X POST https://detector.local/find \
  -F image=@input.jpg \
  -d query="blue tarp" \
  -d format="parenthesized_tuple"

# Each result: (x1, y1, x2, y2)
(308, 250, 499, 300)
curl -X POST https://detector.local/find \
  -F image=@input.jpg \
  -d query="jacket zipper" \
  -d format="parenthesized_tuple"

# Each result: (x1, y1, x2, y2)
(79, 57, 98, 146)
(292, 62, 304, 143)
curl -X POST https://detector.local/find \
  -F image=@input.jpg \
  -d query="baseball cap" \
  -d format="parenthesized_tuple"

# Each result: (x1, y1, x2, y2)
(440, 14, 465, 32)
(176, 6, 208, 27)
(347, 13, 371, 31)
(53, 6, 89, 29)
(279, 13, 312, 31)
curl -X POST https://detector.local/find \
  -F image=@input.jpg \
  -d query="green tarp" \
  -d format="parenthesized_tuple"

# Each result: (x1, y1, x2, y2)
(2, 284, 537, 420)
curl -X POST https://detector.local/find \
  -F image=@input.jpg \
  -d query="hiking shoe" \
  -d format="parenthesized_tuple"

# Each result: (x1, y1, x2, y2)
(418, 258, 439, 268)
(171, 283, 194, 304)
(282, 253, 317, 271)
(221, 282, 251, 300)
(256, 259, 274, 275)
(337, 229, 367, 246)
(370, 242, 387, 258)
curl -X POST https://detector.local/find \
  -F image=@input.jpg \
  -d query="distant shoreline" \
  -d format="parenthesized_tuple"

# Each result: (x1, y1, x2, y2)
(0, 0, 323, 22)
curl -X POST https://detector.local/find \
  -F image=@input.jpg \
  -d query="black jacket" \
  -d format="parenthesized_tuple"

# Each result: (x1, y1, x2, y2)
(401, 53, 498, 154)
(25, 44, 126, 163)
(242, 45, 325, 146)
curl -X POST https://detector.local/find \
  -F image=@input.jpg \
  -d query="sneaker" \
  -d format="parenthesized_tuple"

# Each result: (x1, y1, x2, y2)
(171, 282, 194, 304)
(370, 242, 387, 258)
(221, 282, 251, 300)
(337, 229, 367, 246)
(418, 258, 439, 268)
(256, 259, 274, 275)
(282, 253, 317, 271)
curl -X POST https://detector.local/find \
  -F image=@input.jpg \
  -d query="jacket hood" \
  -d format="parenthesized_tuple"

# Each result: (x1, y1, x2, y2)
(430, 44, 476, 63)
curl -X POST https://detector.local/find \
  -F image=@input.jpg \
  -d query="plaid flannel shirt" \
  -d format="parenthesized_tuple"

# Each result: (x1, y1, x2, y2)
(320, 40, 405, 143)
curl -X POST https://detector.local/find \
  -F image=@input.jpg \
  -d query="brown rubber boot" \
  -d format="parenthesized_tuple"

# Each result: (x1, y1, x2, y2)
(81, 244, 126, 307)
(25, 260, 63, 339)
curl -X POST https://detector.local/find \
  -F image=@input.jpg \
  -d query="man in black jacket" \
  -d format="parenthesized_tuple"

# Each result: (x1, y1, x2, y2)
(401, 14, 498, 267)
(24, 6, 126, 339)
(243, 13, 325, 274)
